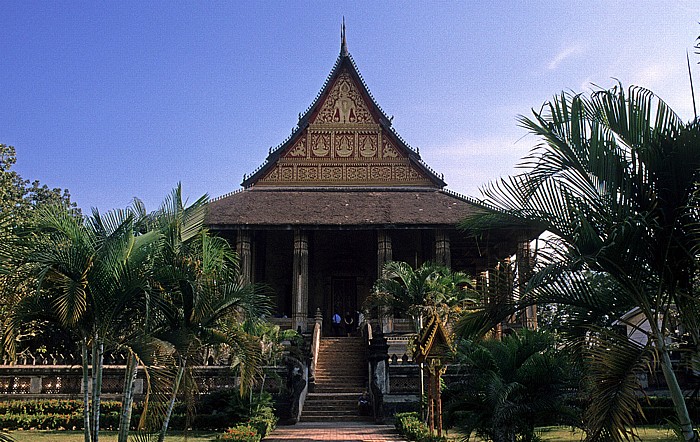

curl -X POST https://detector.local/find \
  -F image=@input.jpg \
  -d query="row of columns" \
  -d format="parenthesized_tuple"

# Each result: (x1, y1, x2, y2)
(236, 228, 453, 333)
(235, 228, 535, 333)
(477, 237, 537, 333)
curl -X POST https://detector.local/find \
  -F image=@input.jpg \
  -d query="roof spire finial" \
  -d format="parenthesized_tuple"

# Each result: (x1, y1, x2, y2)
(340, 17, 348, 57)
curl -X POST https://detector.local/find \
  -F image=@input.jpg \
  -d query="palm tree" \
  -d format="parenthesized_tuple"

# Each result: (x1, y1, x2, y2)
(4, 204, 159, 442)
(458, 85, 700, 442)
(145, 186, 272, 442)
(444, 330, 579, 442)
(365, 261, 473, 332)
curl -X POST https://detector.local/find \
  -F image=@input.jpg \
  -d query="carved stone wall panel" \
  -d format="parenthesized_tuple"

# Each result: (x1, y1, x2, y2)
(314, 71, 374, 125)
(266, 167, 280, 181)
(408, 169, 422, 180)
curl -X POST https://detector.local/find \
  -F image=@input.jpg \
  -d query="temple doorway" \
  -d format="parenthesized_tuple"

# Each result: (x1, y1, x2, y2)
(331, 277, 357, 333)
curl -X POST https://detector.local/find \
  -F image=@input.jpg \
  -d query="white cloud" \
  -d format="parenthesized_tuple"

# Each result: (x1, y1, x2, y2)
(421, 135, 533, 198)
(548, 44, 585, 70)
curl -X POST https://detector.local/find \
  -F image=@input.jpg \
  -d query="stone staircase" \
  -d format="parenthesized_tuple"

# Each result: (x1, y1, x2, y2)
(301, 336, 369, 422)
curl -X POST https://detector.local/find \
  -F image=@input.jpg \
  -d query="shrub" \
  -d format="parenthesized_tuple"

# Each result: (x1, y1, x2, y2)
(217, 424, 261, 442)
(394, 412, 445, 442)
(248, 405, 277, 437)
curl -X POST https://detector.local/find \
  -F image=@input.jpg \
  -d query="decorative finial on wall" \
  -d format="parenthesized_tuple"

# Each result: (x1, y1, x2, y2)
(340, 17, 349, 57)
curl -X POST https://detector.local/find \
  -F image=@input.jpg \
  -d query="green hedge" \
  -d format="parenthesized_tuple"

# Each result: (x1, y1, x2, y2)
(0, 394, 278, 433)
(394, 412, 446, 442)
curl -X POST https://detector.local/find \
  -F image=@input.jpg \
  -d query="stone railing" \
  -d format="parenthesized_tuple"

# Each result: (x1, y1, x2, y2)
(386, 334, 415, 365)
(0, 365, 288, 400)
(309, 308, 322, 391)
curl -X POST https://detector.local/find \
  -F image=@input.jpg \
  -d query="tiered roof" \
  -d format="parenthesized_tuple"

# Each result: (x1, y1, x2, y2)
(208, 27, 489, 229)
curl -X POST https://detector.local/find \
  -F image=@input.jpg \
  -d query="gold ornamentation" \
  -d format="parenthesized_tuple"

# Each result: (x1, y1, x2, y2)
(266, 168, 279, 181)
(335, 133, 354, 157)
(382, 138, 399, 158)
(359, 134, 377, 158)
(289, 137, 306, 157)
(315, 71, 373, 124)
(394, 166, 408, 180)
(347, 166, 368, 180)
(370, 166, 392, 180)
(311, 134, 331, 157)
(281, 166, 294, 181)
(298, 166, 318, 180)
(321, 166, 343, 180)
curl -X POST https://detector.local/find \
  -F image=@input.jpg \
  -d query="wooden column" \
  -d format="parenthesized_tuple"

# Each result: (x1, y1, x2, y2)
(377, 230, 392, 277)
(516, 236, 537, 330)
(434, 229, 451, 268)
(427, 365, 435, 433)
(292, 230, 309, 333)
(436, 364, 444, 437)
(377, 231, 393, 333)
(236, 230, 252, 284)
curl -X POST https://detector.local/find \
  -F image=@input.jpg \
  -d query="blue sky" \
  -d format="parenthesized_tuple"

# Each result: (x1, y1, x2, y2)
(2, 1, 699, 212)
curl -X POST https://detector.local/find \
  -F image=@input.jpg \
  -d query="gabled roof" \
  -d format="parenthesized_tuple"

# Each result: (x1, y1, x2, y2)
(241, 28, 446, 189)
(414, 314, 453, 363)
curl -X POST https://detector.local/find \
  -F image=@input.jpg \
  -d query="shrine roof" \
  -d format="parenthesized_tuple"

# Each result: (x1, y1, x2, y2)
(206, 187, 490, 229)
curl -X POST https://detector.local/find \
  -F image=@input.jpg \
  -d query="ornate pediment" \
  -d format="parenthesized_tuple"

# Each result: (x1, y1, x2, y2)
(243, 38, 445, 189)
(312, 71, 374, 125)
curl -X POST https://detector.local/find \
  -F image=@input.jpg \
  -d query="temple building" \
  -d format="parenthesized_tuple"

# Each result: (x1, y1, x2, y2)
(206, 27, 532, 334)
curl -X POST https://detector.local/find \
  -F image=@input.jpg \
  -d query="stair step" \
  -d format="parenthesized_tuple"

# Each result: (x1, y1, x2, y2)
(302, 338, 369, 423)
(301, 416, 373, 422)
(302, 410, 362, 416)
(303, 404, 358, 411)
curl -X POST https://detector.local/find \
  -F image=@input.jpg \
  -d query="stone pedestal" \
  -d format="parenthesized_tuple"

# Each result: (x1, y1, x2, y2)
(368, 328, 389, 424)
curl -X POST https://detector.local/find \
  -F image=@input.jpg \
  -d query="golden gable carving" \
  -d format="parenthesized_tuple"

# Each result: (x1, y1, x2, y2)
(315, 71, 373, 124)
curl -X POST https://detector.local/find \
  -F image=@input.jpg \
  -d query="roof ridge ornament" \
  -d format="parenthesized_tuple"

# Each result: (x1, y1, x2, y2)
(340, 17, 349, 57)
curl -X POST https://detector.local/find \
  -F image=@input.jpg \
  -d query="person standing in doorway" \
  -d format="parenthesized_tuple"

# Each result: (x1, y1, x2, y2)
(332, 312, 342, 336)
(356, 310, 365, 336)
(343, 311, 355, 337)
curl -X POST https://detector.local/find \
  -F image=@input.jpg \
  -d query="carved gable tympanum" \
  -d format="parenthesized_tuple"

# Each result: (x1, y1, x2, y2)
(244, 35, 444, 189)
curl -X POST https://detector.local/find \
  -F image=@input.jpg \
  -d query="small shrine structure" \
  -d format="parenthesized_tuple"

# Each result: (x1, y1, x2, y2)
(414, 313, 453, 437)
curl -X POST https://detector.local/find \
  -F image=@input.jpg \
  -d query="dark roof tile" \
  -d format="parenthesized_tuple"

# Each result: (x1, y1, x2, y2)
(206, 188, 487, 228)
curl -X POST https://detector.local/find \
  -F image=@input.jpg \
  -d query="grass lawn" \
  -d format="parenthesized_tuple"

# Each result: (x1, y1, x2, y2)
(5, 430, 220, 441)
(536, 426, 679, 441)
(444, 426, 685, 442)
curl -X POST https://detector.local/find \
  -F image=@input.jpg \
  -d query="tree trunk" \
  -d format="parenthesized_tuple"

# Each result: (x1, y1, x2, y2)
(90, 337, 98, 442)
(655, 330, 697, 442)
(82, 338, 91, 442)
(117, 352, 139, 442)
(158, 357, 186, 442)
(92, 337, 104, 442)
